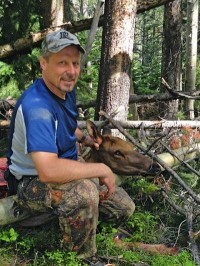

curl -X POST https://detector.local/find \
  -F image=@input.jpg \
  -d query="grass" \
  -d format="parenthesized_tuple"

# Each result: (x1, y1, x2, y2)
(0, 210, 196, 266)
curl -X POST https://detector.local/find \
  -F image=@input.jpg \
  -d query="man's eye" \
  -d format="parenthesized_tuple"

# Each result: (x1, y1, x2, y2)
(73, 62, 80, 67)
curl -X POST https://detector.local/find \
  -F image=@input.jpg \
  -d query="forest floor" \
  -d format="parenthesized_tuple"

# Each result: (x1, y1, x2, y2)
(0, 179, 198, 266)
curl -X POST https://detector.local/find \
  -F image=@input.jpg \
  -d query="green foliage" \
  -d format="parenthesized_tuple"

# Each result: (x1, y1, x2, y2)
(123, 178, 159, 200)
(17, 236, 36, 254)
(0, 48, 41, 99)
(45, 251, 84, 266)
(0, 61, 15, 80)
(132, 8, 163, 95)
(0, 0, 42, 43)
(123, 249, 195, 266)
(132, 58, 161, 95)
(0, 0, 42, 100)
(76, 29, 102, 106)
(175, 111, 186, 120)
(0, 227, 18, 243)
(96, 224, 119, 257)
(179, 171, 199, 189)
(96, 219, 195, 266)
(0, 224, 85, 265)
(0, 198, 196, 266)
(126, 211, 158, 242)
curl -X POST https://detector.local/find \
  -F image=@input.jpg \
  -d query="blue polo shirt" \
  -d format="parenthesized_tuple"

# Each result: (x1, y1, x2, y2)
(8, 78, 78, 179)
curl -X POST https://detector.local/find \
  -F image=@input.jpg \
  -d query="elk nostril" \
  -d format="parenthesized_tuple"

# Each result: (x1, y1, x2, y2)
(148, 162, 161, 175)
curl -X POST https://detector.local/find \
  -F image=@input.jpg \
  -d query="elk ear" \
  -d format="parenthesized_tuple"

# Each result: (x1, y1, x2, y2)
(86, 120, 103, 145)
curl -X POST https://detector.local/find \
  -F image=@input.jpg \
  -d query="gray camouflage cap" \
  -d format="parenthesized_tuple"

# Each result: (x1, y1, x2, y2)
(41, 29, 85, 54)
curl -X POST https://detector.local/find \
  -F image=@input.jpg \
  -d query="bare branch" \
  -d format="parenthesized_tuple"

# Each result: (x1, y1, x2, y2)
(161, 78, 195, 99)
(80, 0, 105, 69)
(161, 190, 185, 215)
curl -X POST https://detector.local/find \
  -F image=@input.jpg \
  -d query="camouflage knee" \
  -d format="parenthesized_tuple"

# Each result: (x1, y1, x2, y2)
(17, 177, 52, 212)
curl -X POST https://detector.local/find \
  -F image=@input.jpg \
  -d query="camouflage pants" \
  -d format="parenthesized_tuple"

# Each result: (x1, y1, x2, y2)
(17, 176, 135, 258)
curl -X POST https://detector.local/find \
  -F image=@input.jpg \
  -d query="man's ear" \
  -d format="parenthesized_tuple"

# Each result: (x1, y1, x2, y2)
(86, 120, 103, 145)
(39, 56, 47, 70)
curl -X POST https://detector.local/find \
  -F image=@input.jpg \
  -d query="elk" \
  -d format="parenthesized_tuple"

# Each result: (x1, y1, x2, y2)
(85, 120, 160, 176)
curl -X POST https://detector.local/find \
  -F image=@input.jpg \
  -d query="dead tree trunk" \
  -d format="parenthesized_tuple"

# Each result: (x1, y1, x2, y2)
(159, 0, 182, 119)
(184, 0, 199, 119)
(94, 0, 137, 137)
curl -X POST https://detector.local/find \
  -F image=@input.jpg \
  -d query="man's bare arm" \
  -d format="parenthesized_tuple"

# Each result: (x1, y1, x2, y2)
(31, 151, 115, 197)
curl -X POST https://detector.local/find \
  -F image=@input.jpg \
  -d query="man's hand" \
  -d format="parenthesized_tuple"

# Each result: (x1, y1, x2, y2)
(98, 166, 116, 199)
(83, 136, 99, 150)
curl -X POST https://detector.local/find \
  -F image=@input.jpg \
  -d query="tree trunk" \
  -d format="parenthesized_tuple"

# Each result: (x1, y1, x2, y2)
(159, 0, 182, 119)
(63, 1, 73, 22)
(51, 0, 64, 26)
(95, 0, 137, 135)
(184, 0, 199, 119)
(40, 0, 64, 28)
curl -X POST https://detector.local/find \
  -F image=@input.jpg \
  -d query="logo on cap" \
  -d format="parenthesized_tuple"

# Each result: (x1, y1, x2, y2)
(60, 31, 74, 41)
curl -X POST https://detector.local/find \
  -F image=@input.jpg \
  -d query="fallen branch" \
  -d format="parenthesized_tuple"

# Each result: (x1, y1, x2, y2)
(2, 119, 200, 130)
(161, 190, 185, 215)
(161, 78, 195, 99)
(78, 120, 200, 129)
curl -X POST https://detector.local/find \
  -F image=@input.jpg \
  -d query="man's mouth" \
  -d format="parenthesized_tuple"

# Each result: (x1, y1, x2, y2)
(62, 79, 73, 85)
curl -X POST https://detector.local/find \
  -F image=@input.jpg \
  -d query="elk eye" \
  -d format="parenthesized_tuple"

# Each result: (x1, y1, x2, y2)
(114, 150, 124, 157)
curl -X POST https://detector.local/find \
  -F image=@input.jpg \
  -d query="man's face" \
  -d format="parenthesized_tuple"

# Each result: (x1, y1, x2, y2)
(40, 45, 81, 98)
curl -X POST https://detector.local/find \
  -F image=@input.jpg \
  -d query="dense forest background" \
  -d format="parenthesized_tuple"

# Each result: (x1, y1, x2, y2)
(0, 0, 199, 121)
(0, 0, 200, 265)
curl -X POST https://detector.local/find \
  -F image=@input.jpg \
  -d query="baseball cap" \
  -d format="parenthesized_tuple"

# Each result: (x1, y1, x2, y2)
(41, 29, 85, 54)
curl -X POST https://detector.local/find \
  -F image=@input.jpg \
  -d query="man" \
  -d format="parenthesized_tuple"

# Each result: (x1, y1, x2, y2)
(7, 29, 135, 266)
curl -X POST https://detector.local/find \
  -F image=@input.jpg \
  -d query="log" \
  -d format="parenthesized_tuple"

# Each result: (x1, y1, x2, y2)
(157, 145, 199, 168)
(2, 119, 200, 130)
(0, 195, 31, 226)
(0, 120, 200, 130)
(78, 120, 200, 129)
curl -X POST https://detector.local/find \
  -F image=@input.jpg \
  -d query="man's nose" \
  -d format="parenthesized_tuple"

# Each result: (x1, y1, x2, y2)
(66, 63, 75, 75)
